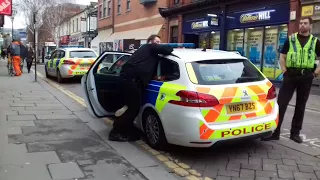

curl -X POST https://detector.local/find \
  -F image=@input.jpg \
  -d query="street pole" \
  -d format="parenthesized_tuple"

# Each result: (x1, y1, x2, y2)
(33, 12, 37, 82)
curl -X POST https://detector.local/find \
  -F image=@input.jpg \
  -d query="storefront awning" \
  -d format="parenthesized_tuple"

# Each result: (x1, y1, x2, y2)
(106, 25, 163, 42)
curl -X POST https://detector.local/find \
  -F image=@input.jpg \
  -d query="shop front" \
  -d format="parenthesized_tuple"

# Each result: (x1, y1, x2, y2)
(182, 10, 220, 49)
(59, 35, 70, 47)
(69, 33, 84, 47)
(301, 2, 320, 36)
(226, 3, 290, 81)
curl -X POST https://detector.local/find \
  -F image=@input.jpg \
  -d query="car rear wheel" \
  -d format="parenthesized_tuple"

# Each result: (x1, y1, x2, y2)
(143, 109, 168, 150)
(57, 69, 64, 83)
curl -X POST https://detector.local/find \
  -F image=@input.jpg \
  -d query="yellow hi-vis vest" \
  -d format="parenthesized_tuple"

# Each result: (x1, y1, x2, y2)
(286, 33, 317, 69)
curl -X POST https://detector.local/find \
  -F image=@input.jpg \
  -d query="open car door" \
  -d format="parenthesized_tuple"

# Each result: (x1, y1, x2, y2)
(81, 52, 132, 118)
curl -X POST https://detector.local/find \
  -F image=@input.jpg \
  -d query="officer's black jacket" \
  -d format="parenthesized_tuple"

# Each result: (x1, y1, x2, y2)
(121, 44, 174, 87)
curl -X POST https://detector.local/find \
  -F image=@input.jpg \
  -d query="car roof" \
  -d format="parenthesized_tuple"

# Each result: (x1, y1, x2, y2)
(58, 48, 95, 52)
(171, 49, 247, 63)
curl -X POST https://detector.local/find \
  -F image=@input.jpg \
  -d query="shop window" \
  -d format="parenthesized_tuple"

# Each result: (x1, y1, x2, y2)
(173, 0, 179, 5)
(210, 32, 220, 50)
(227, 24, 288, 80)
(170, 26, 178, 43)
(199, 33, 210, 49)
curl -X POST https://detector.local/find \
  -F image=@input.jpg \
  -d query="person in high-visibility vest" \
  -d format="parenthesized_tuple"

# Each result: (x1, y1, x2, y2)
(262, 17, 320, 143)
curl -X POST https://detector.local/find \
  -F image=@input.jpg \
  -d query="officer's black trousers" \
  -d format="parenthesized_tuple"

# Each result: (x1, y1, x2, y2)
(27, 61, 32, 72)
(112, 77, 142, 136)
(274, 71, 314, 136)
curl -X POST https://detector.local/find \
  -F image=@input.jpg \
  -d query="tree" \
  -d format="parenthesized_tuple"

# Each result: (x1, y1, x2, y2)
(41, 0, 75, 48)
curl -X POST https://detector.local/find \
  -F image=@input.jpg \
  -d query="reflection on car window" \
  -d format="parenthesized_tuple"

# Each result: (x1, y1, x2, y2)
(69, 51, 97, 58)
(97, 54, 130, 74)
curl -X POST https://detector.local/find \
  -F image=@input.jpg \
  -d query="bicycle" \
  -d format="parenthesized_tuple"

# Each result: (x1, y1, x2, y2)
(7, 55, 14, 76)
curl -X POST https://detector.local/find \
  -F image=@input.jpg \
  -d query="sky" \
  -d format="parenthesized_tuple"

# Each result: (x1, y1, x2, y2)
(3, 0, 96, 29)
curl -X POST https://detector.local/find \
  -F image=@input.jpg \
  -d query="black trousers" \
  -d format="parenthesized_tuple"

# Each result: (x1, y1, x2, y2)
(274, 69, 314, 136)
(27, 61, 32, 72)
(112, 77, 142, 136)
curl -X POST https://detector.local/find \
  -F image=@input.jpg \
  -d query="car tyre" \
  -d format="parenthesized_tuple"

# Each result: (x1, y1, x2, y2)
(45, 65, 50, 78)
(57, 69, 64, 83)
(143, 109, 168, 150)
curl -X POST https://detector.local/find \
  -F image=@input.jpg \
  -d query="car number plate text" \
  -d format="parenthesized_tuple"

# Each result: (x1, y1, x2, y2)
(226, 102, 257, 114)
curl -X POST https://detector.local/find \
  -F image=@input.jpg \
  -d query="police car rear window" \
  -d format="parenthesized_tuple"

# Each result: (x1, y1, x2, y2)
(69, 51, 96, 58)
(187, 59, 265, 85)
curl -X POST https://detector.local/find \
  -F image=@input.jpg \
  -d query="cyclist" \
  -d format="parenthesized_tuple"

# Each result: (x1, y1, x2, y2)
(7, 36, 22, 76)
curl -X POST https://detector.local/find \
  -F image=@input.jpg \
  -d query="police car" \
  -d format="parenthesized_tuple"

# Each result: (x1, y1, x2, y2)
(81, 43, 279, 149)
(45, 48, 97, 83)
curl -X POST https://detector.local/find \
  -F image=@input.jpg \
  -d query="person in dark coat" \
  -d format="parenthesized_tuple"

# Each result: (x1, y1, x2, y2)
(20, 44, 28, 73)
(108, 35, 174, 142)
(26, 46, 34, 73)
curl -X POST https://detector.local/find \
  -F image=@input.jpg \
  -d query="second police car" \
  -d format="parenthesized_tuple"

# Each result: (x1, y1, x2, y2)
(82, 43, 279, 149)
(45, 48, 98, 83)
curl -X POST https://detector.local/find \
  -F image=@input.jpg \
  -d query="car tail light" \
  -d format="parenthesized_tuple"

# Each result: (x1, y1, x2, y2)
(266, 85, 277, 99)
(169, 90, 219, 107)
(63, 60, 75, 65)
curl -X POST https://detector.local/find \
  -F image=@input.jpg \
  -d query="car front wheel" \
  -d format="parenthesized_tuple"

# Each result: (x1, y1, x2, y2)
(143, 109, 168, 150)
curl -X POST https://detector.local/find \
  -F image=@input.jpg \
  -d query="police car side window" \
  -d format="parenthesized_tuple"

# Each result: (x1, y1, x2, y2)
(154, 58, 180, 82)
(51, 51, 56, 59)
(60, 51, 66, 58)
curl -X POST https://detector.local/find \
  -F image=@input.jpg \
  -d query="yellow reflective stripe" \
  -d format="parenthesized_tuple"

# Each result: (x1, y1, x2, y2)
(58, 58, 65, 68)
(186, 63, 198, 84)
(155, 82, 187, 113)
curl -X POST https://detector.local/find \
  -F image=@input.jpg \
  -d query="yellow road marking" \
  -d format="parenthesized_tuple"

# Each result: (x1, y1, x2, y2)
(33, 70, 212, 180)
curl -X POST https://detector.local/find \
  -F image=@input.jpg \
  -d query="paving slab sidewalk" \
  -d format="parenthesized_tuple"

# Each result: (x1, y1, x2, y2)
(0, 61, 178, 180)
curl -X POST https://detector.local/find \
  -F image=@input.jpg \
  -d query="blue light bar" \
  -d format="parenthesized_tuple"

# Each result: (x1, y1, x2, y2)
(161, 43, 195, 48)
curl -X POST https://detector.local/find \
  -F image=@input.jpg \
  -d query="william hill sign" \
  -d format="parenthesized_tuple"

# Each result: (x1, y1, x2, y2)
(240, 10, 275, 23)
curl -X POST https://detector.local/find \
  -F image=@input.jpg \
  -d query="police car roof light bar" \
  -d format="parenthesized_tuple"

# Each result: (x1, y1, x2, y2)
(161, 43, 195, 48)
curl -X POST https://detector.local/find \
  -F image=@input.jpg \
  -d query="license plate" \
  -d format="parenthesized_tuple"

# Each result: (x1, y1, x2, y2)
(226, 102, 257, 114)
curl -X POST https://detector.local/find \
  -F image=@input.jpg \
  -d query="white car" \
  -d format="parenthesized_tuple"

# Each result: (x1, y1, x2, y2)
(81, 44, 279, 149)
(45, 48, 97, 83)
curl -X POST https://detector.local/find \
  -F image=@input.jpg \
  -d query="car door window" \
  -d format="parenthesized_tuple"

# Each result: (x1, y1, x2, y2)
(96, 54, 130, 74)
(154, 58, 180, 82)
(60, 50, 66, 58)
(51, 51, 56, 59)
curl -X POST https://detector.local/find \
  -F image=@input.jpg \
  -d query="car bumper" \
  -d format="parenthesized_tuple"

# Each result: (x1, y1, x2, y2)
(59, 65, 89, 78)
(160, 103, 279, 148)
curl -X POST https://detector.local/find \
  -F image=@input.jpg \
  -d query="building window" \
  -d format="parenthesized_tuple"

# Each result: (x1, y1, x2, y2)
(76, 18, 79, 31)
(72, 20, 74, 32)
(107, 0, 111, 16)
(126, 0, 130, 10)
(117, 0, 121, 14)
(173, 0, 179, 4)
(170, 26, 178, 43)
(103, 0, 107, 17)
(99, 5, 102, 18)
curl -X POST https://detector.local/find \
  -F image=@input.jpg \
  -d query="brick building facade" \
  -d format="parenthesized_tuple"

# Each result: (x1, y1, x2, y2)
(91, 0, 169, 54)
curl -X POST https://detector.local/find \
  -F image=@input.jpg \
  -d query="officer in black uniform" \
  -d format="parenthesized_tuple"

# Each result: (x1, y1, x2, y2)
(109, 35, 174, 142)
(262, 17, 320, 143)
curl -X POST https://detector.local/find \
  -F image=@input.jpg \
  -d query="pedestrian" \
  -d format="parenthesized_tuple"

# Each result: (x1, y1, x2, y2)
(20, 43, 28, 73)
(26, 46, 34, 73)
(8, 36, 23, 76)
(262, 17, 320, 143)
(108, 35, 174, 142)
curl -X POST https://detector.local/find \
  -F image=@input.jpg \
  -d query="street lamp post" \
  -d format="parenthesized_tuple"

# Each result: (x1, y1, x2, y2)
(33, 12, 37, 82)
(10, 7, 17, 41)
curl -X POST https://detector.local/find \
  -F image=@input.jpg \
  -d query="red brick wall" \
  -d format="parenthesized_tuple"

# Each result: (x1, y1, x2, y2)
(114, 0, 167, 32)
(289, 0, 301, 35)
(97, 0, 113, 30)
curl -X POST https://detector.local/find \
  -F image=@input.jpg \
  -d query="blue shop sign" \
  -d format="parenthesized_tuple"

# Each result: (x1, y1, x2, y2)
(226, 3, 290, 29)
(183, 17, 219, 34)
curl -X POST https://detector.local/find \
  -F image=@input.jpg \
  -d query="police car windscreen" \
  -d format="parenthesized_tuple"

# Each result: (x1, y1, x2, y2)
(189, 59, 265, 85)
(69, 51, 97, 58)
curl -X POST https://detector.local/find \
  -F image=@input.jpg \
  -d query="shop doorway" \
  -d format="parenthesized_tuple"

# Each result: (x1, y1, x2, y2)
(227, 24, 288, 80)
(184, 34, 199, 48)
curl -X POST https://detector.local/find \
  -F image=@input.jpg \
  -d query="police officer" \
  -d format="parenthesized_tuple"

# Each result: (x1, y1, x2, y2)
(109, 35, 174, 142)
(262, 17, 320, 143)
